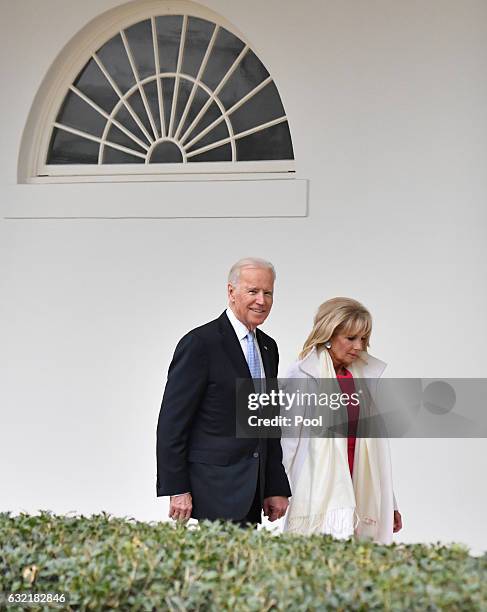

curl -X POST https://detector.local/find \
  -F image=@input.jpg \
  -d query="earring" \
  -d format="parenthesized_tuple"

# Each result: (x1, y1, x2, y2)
(324, 341, 332, 349)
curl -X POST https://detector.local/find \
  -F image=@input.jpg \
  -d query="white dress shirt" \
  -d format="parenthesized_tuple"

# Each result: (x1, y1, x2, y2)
(225, 307, 265, 378)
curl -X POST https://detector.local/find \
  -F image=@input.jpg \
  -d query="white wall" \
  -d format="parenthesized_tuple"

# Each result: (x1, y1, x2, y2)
(1, 0, 486, 553)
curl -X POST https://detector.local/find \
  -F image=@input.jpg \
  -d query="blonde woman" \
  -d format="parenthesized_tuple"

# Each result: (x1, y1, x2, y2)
(281, 298, 402, 544)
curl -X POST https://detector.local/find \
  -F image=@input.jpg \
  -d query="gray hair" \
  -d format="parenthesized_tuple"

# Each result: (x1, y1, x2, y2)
(228, 257, 276, 286)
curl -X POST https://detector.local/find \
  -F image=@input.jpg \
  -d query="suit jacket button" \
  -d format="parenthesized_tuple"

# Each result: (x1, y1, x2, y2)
(253, 452, 259, 458)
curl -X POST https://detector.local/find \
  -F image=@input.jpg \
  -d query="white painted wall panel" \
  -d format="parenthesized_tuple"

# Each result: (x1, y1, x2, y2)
(3, 179, 307, 218)
(1, 0, 486, 553)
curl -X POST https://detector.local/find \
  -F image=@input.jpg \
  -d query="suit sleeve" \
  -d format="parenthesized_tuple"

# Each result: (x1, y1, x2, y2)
(156, 332, 208, 496)
(263, 339, 292, 498)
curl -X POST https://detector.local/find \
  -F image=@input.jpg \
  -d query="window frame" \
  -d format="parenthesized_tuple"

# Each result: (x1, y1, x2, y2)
(20, 0, 295, 184)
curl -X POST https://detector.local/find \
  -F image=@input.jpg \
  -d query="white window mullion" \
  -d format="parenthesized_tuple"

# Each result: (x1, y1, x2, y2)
(70, 86, 150, 152)
(226, 75, 272, 116)
(183, 111, 225, 151)
(93, 53, 154, 144)
(186, 115, 287, 159)
(213, 46, 249, 96)
(185, 136, 231, 158)
(32, 7, 296, 180)
(183, 76, 272, 151)
(168, 15, 188, 138)
(229, 135, 236, 161)
(173, 23, 219, 141)
(232, 115, 287, 142)
(179, 90, 234, 161)
(179, 45, 249, 145)
(53, 122, 147, 159)
(151, 16, 166, 137)
(120, 30, 160, 140)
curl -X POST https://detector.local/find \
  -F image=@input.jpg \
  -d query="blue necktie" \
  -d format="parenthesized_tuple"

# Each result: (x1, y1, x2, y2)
(246, 331, 262, 392)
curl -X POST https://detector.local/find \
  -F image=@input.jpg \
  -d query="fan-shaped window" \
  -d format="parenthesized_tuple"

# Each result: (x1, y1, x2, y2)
(42, 12, 294, 176)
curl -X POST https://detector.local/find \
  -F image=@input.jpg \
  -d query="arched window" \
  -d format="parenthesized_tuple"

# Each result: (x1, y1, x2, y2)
(21, 1, 295, 182)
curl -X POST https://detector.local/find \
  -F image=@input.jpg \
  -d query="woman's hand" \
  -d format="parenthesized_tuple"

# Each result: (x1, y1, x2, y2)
(393, 510, 402, 533)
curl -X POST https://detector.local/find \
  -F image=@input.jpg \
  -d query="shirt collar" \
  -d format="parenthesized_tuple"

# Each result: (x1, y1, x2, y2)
(225, 307, 251, 341)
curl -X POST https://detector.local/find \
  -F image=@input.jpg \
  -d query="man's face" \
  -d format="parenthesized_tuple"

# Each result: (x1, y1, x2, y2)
(228, 267, 274, 330)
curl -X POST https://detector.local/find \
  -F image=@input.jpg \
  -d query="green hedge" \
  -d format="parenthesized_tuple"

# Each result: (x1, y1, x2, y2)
(1, 512, 486, 611)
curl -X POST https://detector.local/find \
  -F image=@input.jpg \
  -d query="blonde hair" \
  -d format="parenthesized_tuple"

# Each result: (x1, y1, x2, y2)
(299, 297, 372, 359)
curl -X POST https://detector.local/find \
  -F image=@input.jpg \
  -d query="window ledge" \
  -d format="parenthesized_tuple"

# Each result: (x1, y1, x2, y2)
(3, 178, 308, 218)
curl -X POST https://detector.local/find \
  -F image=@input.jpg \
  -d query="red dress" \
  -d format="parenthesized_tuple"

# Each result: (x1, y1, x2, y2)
(336, 369, 359, 475)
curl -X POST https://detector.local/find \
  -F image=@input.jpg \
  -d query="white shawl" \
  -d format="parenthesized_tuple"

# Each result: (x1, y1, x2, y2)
(281, 348, 398, 544)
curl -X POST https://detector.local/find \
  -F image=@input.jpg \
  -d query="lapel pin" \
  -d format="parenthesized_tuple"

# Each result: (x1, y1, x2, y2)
(264, 345, 268, 350)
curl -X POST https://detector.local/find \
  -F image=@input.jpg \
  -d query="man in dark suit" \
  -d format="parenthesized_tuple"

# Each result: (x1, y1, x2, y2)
(156, 257, 291, 525)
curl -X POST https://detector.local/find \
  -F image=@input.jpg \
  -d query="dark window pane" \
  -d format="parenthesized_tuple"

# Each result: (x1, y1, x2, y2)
(172, 78, 193, 136)
(106, 124, 147, 154)
(236, 121, 294, 161)
(50, 16, 295, 168)
(181, 17, 215, 78)
(186, 120, 229, 153)
(156, 15, 183, 73)
(230, 81, 285, 134)
(124, 19, 155, 81)
(113, 104, 150, 144)
(103, 146, 144, 164)
(161, 77, 175, 134)
(218, 50, 269, 110)
(73, 58, 119, 114)
(126, 89, 154, 138)
(143, 80, 162, 136)
(47, 128, 99, 164)
(96, 33, 135, 94)
(56, 91, 106, 137)
(202, 27, 245, 91)
(190, 142, 232, 162)
(184, 100, 223, 144)
(179, 85, 210, 138)
(149, 141, 184, 163)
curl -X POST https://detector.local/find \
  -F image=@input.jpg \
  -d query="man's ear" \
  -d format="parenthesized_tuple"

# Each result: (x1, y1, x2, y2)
(227, 283, 235, 302)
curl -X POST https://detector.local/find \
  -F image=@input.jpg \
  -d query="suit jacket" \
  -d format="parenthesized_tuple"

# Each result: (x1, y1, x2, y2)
(156, 311, 291, 521)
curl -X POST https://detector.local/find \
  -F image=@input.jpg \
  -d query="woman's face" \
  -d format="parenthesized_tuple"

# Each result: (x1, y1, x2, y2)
(329, 330, 367, 367)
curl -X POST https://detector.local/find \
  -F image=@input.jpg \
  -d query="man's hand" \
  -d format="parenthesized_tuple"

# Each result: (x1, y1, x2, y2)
(393, 510, 402, 533)
(263, 496, 289, 522)
(169, 493, 192, 522)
